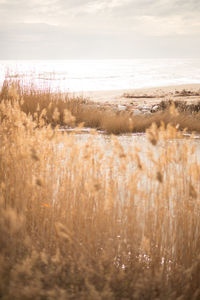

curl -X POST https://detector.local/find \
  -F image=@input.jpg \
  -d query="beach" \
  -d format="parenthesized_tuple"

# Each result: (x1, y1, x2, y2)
(75, 83, 200, 107)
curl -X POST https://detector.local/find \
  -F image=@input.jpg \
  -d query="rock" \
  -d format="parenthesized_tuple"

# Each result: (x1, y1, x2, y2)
(126, 105, 137, 110)
(118, 104, 127, 111)
(132, 109, 142, 115)
(142, 110, 151, 114)
(142, 106, 151, 110)
(151, 105, 159, 112)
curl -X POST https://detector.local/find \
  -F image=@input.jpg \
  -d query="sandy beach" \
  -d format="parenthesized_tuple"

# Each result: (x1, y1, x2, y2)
(73, 83, 200, 109)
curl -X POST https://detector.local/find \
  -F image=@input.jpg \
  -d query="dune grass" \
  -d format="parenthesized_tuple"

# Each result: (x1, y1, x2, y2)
(1, 80, 200, 135)
(0, 84, 200, 299)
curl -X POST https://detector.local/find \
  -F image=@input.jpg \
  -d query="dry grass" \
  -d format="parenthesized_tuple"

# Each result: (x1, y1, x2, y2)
(2, 80, 200, 135)
(0, 84, 200, 299)
(102, 109, 200, 134)
(155, 99, 200, 113)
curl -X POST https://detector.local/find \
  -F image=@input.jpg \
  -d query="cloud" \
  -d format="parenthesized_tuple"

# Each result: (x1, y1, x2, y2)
(1, 0, 199, 23)
(0, 21, 200, 59)
(0, 0, 200, 58)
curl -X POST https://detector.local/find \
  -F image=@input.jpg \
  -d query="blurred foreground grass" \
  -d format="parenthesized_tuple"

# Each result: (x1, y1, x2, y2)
(0, 82, 200, 299)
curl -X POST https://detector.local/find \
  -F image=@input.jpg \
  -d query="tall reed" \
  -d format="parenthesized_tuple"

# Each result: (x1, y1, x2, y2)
(0, 85, 200, 299)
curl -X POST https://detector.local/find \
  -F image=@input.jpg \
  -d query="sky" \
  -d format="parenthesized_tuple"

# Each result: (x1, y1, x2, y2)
(0, 0, 200, 59)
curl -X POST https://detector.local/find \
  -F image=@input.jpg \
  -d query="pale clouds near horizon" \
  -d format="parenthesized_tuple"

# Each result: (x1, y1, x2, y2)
(0, 0, 200, 59)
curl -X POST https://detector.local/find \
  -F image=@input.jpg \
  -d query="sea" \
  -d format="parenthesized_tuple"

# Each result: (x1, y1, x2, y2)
(0, 59, 200, 93)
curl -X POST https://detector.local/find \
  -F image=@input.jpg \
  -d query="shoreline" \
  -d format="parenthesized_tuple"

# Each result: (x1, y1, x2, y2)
(71, 83, 200, 108)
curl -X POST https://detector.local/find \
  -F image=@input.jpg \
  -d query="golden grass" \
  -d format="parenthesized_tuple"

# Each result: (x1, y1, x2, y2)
(0, 83, 200, 299)
(101, 109, 200, 134)
(2, 80, 200, 135)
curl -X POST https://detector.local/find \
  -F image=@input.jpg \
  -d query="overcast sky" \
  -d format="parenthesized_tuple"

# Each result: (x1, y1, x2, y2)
(0, 0, 200, 59)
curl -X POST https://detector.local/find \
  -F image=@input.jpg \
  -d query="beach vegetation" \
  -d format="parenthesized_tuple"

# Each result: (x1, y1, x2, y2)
(0, 83, 200, 299)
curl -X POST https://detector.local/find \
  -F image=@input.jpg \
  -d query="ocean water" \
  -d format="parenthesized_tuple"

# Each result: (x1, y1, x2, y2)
(0, 59, 200, 92)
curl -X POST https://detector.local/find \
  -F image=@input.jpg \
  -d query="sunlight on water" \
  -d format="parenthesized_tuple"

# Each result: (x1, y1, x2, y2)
(0, 59, 200, 92)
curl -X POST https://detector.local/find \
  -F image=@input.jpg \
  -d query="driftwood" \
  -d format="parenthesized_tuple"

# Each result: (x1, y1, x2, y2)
(123, 94, 164, 99)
